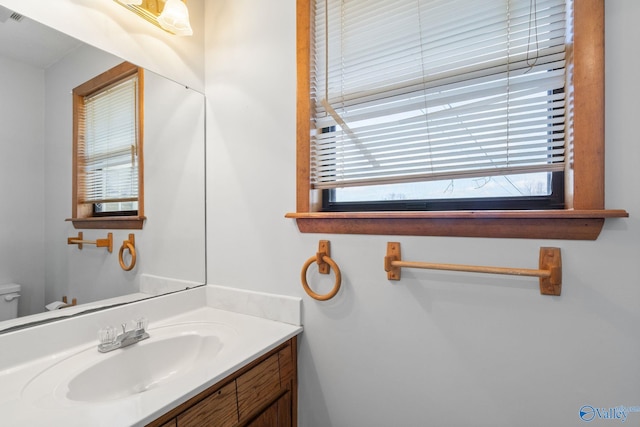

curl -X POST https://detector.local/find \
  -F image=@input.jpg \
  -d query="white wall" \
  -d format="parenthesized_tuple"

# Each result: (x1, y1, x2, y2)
(139, 70, 206, 288)
(0, 57, 45, 316)
(43, 45, 122, 307)
(204, 1, 640, 426)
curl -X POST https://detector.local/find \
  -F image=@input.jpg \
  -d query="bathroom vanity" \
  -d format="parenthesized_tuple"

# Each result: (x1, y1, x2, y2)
(147, 337, 296, 427)
(0, 285, 302, 427)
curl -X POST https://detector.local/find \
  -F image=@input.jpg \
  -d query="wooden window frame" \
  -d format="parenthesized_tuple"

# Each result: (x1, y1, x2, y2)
(286, 0, 628, 240)
(68, 61, 146, 230)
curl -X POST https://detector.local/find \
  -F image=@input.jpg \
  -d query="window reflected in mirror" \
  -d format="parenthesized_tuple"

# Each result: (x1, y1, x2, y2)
(70, 62, 145, 229)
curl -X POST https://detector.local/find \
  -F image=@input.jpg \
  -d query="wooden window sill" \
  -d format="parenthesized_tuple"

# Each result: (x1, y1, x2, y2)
(67, 216, 146, 230)
(285, 209, 628, 240)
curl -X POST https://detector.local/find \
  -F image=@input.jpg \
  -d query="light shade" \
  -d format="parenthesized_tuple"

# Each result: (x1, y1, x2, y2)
(157, 0, 193, 36)
(115, 0, 193, 36)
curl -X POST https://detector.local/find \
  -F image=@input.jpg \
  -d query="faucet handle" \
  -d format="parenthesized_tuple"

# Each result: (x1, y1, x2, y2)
(98, 326, 118, 345)
(135, 317, 148, 332)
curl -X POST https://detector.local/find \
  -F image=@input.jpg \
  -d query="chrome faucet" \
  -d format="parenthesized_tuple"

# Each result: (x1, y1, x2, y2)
(98, 317, 149, 353)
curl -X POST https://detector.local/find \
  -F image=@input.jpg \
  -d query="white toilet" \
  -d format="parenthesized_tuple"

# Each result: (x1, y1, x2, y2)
(0, 283, 20, 321)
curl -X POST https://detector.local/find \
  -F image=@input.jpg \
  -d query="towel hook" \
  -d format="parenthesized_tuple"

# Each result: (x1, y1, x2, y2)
(300, 240, 342, 301)
(119, 234, 137, 271)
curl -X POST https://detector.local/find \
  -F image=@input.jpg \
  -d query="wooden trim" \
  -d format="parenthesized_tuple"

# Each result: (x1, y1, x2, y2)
(72, 62, 138, 96)
(296, 0, 311, 213)
(291, 0, 627, 240)
(290, 217, 604, 240)
(286, 210, 629, 220)
(291, 335, 298, 427)
(67, 216, 146, 230)
(71, 62, 145, 229)
(286, 210, 627, 240)
(72, 88, 81, 220)
(137, 68, 145, 219)
(571, 0, 605, 210)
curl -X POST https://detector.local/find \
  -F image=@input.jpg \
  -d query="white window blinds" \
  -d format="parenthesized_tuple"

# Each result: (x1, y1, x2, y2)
(78, 75, 139, 205)
(310, 0, 569, 189)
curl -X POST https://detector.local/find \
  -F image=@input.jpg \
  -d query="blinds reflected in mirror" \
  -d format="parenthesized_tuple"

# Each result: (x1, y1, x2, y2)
(78, 74, 139, 210)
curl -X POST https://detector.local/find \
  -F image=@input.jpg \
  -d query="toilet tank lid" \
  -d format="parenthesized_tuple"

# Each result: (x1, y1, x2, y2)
(0, 283, 20, 294)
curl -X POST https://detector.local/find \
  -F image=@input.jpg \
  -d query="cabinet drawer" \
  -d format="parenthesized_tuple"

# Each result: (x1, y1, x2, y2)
(177, 381, 238, 427)
(236, 353, 281, 420)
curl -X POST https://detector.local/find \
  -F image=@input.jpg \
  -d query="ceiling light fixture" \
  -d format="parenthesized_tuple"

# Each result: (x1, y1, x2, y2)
(115, 0, 193, 36)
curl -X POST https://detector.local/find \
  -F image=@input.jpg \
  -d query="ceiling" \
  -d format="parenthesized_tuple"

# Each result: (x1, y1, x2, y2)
(0, 5, 83, 69)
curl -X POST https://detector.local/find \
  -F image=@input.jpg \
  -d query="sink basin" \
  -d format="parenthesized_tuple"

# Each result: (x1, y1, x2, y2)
(22, 321, 236, 405)
(67, 332, 221, 402)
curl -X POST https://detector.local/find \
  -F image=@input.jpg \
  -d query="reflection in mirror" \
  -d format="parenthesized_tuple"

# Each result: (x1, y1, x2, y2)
(0, 9, 205, 332)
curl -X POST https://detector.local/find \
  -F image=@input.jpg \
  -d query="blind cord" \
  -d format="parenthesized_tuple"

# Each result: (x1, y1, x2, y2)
(526, 0, 540, 70)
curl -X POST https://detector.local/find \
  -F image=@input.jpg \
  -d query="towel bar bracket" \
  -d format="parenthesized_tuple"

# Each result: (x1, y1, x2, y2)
(316, 240, 331, 274)
(539, 247, 562, 296)
(384, 242, 402, 281)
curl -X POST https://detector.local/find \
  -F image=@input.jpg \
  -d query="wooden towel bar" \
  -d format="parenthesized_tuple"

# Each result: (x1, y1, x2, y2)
(384, 242, 562, 296)
(67, 232, 113, 253)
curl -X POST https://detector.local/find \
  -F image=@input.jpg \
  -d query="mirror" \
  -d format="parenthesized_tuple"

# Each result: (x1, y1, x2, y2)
(0, 11, 206, 332)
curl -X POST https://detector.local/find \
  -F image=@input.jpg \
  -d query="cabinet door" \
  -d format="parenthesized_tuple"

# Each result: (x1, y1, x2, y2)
(244, 390, 292, 427)
(178, 381, 238, 427)
(237, 353, 281, 420)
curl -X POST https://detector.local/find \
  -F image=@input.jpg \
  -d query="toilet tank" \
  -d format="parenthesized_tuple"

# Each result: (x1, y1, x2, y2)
(0, 283, 20, 321)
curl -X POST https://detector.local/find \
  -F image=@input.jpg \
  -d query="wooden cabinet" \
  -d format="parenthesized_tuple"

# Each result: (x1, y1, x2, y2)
(237, 353, 280, 420)
(146, 336, 297, 427)
(178, 381, 238, 427)
(244, 390, 292, 427)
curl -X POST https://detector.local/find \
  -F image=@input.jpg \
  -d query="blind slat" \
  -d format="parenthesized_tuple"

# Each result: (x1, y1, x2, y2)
(310, 0, 568, 188)
(78, 75, 139, 203)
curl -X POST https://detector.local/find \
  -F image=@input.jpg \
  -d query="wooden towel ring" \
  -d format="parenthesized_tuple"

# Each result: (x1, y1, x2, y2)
(300, 240, 341, 301)
(119, 234, 137, 271)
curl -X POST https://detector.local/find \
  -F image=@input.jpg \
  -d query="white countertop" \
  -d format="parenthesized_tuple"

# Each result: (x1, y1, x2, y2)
(0, 285, 302, 427)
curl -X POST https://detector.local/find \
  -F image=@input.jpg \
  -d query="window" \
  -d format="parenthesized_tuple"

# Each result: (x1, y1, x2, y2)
(287, 0, 627, 240)
(69, 62, 145, 229)
(315, 0, 567, 211)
